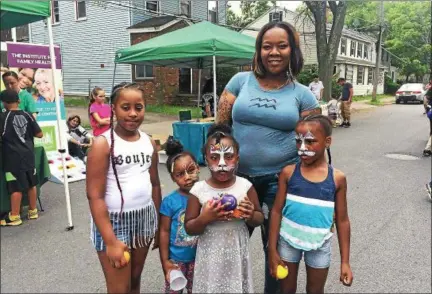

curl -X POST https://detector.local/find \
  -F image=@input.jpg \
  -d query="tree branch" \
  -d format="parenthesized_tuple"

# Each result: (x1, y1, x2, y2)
(328, 1, 338, 15)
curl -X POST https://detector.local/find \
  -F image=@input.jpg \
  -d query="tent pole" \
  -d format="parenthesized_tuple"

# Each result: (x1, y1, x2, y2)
(212, 55, 217, 120)
(47, 15, 74, 231)
(111, 63, 117, 100)
(197, 68, 201, 119)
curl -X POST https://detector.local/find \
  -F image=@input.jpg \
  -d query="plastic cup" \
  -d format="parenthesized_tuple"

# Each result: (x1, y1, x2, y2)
(169, 269, 187, 291)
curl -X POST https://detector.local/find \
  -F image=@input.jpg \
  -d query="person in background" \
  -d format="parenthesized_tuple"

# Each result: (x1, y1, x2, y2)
(0, 89, 43, 226)
(66, 115, 92, 162)
(89, 87, 111, 136)
(18, 68, 36, 92)
(337, 78, 353, 128)
(327, 95, 339, 128)
(424, 79, 432, 115)
(309, 74, 324, 101)
(1, 71, 37, 119)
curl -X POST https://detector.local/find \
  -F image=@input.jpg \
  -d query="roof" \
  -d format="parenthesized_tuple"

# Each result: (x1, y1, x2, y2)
(127, 15, 177, 29)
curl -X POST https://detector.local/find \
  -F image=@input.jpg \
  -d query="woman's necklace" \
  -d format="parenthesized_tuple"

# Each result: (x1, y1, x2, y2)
(258, 76, 290, 92)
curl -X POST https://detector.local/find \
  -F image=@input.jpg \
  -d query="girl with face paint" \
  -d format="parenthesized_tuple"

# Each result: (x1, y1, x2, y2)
(268, 115, 353, 293)
(159, 137, 200, 294)
(184, 124, 264, 293)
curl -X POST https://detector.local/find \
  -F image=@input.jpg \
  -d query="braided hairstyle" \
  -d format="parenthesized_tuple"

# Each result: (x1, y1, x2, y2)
(109, 82, 145, 216)
(298, 114, 333, 165)
(203, 123, 239, 158)
(165, 136, 197, 174)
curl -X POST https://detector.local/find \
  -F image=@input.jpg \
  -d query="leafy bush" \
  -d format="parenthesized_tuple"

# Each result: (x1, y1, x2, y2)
(215, 67, 240, 96)
(384, 74, 400, 95)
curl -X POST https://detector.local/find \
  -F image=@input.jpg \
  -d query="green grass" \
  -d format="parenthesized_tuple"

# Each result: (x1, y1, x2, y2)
(145, 105, 201, 117)
(366, 100, 384, 106)
(64, 96, 88, 107)
(352, 94, 393, 102)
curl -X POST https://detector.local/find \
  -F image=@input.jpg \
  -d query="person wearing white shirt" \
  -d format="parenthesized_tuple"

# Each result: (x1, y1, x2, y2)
(309, 75, 324, 101)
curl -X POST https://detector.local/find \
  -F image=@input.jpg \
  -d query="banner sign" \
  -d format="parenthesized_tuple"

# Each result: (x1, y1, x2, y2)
(5, 42, 85, 184)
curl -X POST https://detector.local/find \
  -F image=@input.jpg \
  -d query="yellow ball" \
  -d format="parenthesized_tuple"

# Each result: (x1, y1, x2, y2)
(276, 265, 289, 279)
(124, 251, 130, 263)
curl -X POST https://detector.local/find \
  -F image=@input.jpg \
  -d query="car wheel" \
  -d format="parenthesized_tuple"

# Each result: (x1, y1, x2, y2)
(396, 99, 400, 104)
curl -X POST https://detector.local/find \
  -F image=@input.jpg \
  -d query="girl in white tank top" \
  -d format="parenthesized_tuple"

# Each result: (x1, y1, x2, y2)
(86, 83, 161, 294)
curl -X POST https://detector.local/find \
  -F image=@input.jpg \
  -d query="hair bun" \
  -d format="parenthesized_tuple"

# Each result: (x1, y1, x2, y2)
(165, 136, 184, 157)
(207, 123, 232, 138)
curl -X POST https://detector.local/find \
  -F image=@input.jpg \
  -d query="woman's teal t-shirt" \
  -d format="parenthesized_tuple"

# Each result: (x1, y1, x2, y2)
(225, 72, 319, 176)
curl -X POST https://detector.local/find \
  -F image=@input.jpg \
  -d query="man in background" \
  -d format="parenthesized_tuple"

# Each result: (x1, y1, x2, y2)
(309, 74, 324, 101)
(337, 78, 353, 128)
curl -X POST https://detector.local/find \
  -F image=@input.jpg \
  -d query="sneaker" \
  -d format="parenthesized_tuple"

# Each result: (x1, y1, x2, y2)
(339, 122, 346, 127)
(28, 208, 38, 220)
(344, 122, 351, 128)
(423, 150, 432, 157)
(0, 213, 22, 226)
(426, 183, 432, 201)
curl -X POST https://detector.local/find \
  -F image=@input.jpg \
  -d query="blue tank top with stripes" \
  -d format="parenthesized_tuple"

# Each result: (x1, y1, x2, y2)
(280, 163, 336, 251)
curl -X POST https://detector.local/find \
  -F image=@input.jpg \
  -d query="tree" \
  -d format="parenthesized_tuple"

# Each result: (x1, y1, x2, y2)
(227, 1, 276, 28)
(304, 1, 348, 101)
(345, 1, 432, 82)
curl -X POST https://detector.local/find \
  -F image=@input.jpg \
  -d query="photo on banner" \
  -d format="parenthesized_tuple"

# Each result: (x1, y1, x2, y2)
(4, 42, 85, 184)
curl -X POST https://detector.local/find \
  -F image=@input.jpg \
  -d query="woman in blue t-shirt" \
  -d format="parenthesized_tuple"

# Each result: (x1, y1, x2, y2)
(216, 21, 321, 294)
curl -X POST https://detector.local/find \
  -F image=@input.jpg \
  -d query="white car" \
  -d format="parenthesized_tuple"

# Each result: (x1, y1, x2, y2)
(395, 83, 426, 104)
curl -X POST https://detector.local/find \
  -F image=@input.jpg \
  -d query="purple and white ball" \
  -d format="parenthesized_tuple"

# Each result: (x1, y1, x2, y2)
(220, 194, 237, 211)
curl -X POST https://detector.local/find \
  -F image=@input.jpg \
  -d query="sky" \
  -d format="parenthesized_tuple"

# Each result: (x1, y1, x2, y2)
(228, 1, 303, 15)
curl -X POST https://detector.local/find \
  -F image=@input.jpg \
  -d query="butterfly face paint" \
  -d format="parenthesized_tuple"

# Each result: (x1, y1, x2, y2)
(208, 143, 237, 172)
(295, 130, 316, 157)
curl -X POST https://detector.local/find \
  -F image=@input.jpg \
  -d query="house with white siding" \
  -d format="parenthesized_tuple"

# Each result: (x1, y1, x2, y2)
(242, 7, 398, 96)
(29, 0, 226, 102)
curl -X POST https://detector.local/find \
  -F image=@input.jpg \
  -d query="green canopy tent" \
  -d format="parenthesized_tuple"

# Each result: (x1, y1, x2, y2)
(1, 0, 74, 230)
(115, 21, 256, 117)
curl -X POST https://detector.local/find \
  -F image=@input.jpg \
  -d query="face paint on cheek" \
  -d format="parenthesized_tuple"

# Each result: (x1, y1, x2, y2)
(184, 162, 199, 182)
(296, 130, 316, 157)
(209, 143, 236, 172)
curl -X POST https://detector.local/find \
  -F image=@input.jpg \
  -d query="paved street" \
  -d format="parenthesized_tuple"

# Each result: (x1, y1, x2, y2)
(1, 103, 431, 293)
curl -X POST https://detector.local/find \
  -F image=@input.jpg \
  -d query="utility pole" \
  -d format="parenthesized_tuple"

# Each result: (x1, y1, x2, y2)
(372, 0, 384, 102)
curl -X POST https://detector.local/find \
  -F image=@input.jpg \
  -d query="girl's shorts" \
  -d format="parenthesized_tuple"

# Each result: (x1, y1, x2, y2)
(278, 237, 332, 269)
(90, 202, 158, 252)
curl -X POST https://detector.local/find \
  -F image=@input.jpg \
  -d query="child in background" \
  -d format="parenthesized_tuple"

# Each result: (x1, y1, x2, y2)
(66, 114, 92, 162)
(327, 95, 339, 128)
(89, 87, 111, 136)
(185, 124, 264, 293)
(268, 115, 353, 294)
(159, 137, 200, 294)
(86, 82, 161, 293)
(0, 89, 43, 226)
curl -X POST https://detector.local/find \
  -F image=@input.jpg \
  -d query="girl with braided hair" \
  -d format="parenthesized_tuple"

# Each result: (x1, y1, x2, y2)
(86, 82, 161, 293)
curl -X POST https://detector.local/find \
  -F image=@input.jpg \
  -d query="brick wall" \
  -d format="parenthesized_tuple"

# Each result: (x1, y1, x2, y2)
(130, 21, 190, 105)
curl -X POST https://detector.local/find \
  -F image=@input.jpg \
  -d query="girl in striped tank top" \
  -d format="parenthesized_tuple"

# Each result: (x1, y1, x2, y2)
(268, 115, 353, 293)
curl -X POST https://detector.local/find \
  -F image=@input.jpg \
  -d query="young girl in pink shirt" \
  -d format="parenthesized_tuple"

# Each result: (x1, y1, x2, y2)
(89, 87, 111, 136)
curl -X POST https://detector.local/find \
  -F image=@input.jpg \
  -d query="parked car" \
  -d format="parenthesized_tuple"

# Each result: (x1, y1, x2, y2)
(395, 83, 426, 104)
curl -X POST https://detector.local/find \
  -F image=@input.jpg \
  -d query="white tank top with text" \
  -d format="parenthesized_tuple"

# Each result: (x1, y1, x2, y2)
(100, 129, 154, 212)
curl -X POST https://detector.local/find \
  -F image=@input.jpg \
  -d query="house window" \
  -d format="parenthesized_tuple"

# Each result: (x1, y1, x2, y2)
(345, 65, 353, 82)
(364, 45, 369, 59)
(51, 1, 60, 24)
(350, 41, 356, 57)
(357, 43, 363, 58)
(208, 1, 218, 23)
(75, 1, 86, 20)
(357, 66, 364, 85)
(180, 0, 191, 17)
(145, 1, 159, 12)
(269, 11, 283, 22)
(368, 67, 373, 84)
(340, 38, 347, 55)
(135, 65, 154, 79)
